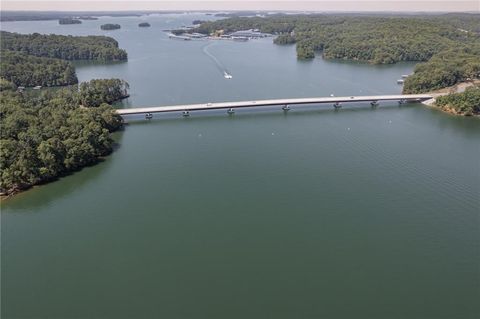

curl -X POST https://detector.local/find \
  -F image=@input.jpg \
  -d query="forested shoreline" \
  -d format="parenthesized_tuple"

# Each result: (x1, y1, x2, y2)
(194, 14, 480, 94)
(0, 79, 127, 196)
(0, 31, 128, 89)
(0, 31, 128, 61)
(1, 13, 478, 196)
(434, 85, 480, 116)
(0, 50, 78, 87)
(0, 31, 131, 196)
(101, 24, 121, 30)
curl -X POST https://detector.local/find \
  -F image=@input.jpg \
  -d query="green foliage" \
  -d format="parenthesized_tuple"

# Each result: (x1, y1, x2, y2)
(79, 79, 130, 107)
(296, 40, 315, 60)
(0, 50, 78, 87)
(435, 85, 480, 116)
(59, 18, 82, 25)
(101, 24, 121, 30)
(0, 78, 17, 92)
(273, 34, 296, 45)
(197, 14, 479, 62)
(0, 84, 124, 194)
(196, 13, 480, 89)
(403, 46, 480, 93)
(195, 16, 296, 35)
(0, 31, 128, 61)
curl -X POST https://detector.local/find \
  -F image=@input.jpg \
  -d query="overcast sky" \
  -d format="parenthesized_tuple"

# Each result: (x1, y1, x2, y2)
(2, 1, 479, 12)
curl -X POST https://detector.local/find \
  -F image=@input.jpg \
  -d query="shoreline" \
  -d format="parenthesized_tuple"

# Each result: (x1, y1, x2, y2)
(422, 80, 480, 117)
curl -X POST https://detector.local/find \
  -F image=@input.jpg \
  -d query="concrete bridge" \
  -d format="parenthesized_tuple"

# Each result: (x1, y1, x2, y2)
(116, 94, 433, 118)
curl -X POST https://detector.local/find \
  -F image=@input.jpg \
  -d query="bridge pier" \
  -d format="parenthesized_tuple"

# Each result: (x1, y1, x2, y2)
(182, 110, 190, 117)
(116, 94, 433, 117)
(227, 108, 235, 114)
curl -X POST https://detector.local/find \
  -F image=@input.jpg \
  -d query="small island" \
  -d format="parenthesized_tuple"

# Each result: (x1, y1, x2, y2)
(101, 23, 121, 30)
(59, 18, 82, 25)
(138, 22, 151, 27)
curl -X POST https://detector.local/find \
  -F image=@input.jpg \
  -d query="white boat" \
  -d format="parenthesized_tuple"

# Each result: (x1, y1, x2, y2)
(397, 79, 404, 84)
(168, 34, 191, 41)
(223, 71, 233, 79)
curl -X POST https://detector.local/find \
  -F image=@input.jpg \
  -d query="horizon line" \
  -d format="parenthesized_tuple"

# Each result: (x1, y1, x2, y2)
(2, 1, 479, 13)
(1, 9, 477, 13)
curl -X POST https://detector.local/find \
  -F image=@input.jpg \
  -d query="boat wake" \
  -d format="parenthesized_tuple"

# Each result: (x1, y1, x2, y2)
(202, 42, 232, 79)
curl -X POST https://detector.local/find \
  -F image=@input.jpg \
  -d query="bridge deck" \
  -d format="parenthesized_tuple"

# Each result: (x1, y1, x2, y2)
(116, 94, 433, 115)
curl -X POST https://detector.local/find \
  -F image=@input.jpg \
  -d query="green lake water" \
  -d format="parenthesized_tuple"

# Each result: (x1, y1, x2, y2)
(1, 14, 479, 319)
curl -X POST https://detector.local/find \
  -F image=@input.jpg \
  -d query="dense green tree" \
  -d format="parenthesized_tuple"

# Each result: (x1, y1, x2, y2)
(100, 24, 121, 30)
(403, 45, 480, 93)
(0, 31, 128, 61)
(0, 83, 125, 195)
(273, 34, 296, 45)
(59, 18, 82, 25)
(0, 50, 78, 87)
(79, 79, 130, 107)
(434, 85, 480, 116)
(0, 78, 17, 92)
(194, 13, 480, 90)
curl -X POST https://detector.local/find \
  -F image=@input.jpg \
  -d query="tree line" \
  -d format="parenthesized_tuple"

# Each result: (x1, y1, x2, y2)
(101, 24, 121, 30)
(194, 14, 480, 92)
(0, 31, 128, 61)
(0, 79, 127, 195)
(403, 45, 480, 94)
(79, 79, 130, 107)
(0, 50, 78, 87)
(434, 85, 480, 116)
(59, 18, 82, 25)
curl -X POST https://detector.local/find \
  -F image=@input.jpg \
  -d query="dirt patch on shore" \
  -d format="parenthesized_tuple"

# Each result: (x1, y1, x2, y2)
(430, 80, 480, 94)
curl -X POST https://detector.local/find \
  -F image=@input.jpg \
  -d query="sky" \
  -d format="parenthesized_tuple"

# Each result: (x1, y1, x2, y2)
(1, 1, 479, 12)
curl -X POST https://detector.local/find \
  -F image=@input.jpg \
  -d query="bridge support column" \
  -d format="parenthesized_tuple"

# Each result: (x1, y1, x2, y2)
(398, 99, 407, 105)
(145, 113, 153, 120)
(371, 100, 379, 107)
(282, 104, 290, 111)
(182, 110, 190, 117)
(333, 102, 342, 109)
(227, 108, 235, 114)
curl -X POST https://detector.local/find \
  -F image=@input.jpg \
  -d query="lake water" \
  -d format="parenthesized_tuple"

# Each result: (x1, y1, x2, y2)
(1, 14, 479, 319)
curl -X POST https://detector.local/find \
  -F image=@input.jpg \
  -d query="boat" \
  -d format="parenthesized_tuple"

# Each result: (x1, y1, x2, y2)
(168, 34, 191, 41)
(232, 36, 248, 42)
(223, 71, 233, 79)
(397, 79, 404, 84)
